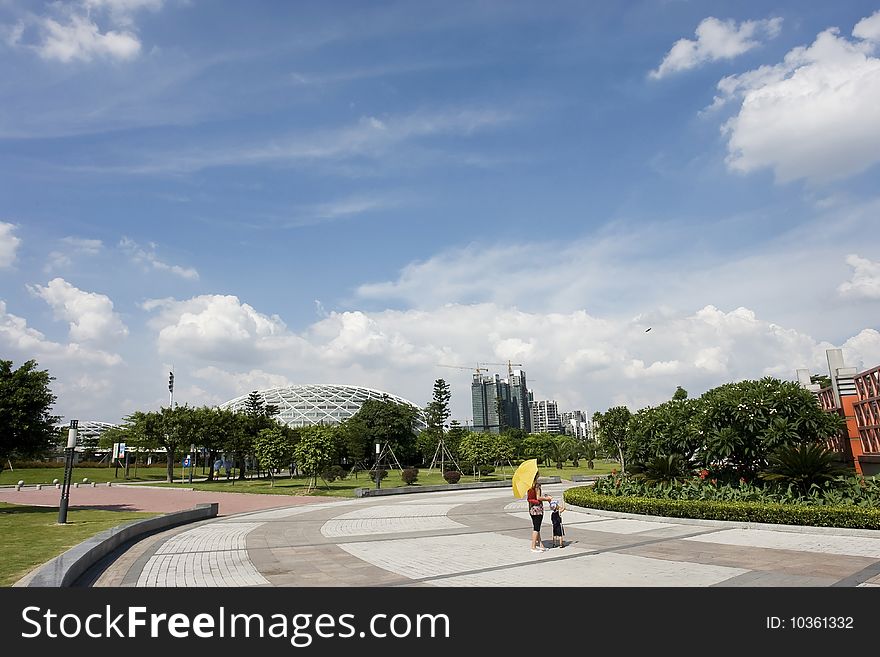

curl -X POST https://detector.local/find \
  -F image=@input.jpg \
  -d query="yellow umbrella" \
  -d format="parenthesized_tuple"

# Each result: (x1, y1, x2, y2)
(512, 459, 539, 499)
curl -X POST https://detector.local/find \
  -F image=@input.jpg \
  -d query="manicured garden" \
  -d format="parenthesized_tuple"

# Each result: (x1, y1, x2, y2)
(568, 378, 880, 529)
(564, 472, 880, 530)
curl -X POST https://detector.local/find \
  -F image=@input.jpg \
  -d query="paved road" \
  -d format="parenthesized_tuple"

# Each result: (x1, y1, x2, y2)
(85, 482, 880, 587)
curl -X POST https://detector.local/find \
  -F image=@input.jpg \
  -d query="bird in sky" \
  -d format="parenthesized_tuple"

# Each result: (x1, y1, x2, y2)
(645, 327, 652, 332)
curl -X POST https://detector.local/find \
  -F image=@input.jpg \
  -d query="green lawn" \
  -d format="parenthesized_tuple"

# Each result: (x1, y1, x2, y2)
(153, 461, 619, 497)
(2, 460, 618, 496)
(0, 465, 200, 486)
(0, 502, 157, 587)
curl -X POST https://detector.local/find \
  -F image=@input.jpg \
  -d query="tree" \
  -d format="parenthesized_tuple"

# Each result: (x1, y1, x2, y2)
(548, 435, 576, 469)
(293, 425, 337, 490)
(160, 405, 201, 482)
(192, 407, 233, 482)
(424, 378, 452, 469)
(627, 397, 699, 468)
(119, 410, 166, 477)
(253, 427, 295, 487)
(425, 379, 451, 433)
(593, 406, 633, 473)
(458, 432, 498, 478)
(672, 386, 688, 401)
(522, 432, 555, 466)
(343, 396, 420, 465)
(0, 360, 59, 472)
(235, 391, 281, 479)
(694, 377, 845, 477)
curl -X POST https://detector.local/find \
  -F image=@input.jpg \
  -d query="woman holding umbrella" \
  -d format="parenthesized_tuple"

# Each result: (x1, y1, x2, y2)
(527, 472, 552, 552)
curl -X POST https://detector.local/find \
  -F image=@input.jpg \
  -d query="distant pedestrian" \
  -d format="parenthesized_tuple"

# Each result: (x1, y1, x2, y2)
(550, 500, 566, 548)
(527, 472, 552, 553)
(223, 459, 232, 479)
(213, 458, 223, 479)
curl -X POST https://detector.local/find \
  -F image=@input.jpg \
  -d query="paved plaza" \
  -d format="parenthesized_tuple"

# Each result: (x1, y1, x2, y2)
(64, 482, 880, 588)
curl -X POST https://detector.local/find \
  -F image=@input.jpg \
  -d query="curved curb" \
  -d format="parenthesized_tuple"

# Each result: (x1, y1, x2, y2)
(563, 501, 880, 538)
(19, 502, 219, 587)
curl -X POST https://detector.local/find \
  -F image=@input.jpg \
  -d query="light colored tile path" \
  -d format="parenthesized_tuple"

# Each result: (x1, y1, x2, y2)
(683, 528, 880, 558)
(508, 510, 677, 534)
(321, 504, 464, 537)
(92, 482, 880, 588)
(137, 522, 268, 587)
(337, 532, 747, 586)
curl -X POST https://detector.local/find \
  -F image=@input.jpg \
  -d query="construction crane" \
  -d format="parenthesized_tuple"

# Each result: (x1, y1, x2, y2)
(479, 360, 523, 380)
(438, 364, 488, 376)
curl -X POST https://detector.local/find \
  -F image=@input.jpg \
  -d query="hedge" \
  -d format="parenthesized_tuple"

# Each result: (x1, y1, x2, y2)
(563, 485, 880, 530)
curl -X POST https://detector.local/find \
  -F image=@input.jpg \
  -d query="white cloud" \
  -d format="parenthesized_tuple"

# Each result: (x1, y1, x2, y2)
(13, 0, 166, 64)
(120, 237, 199, 280)
(142, 294, 880, 420)
(651, 16, 782, 79)
(838, 254, 880, 300)
(192, 366, 293, 400)
(94, 107, 515, 175)
(37, 13, 141, 63)
(27, 277, 129, 343)
(853, 10, 880, 42)
(0, 299, 122, 366)
(44, 237, 103, 273)
(142, 294, 298, 364)
(718, 16, 880, 183)
(0, 222, 21, 268)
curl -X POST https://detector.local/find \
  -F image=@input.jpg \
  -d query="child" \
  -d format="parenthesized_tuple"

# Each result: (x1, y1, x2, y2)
(550, 500, 566, 548)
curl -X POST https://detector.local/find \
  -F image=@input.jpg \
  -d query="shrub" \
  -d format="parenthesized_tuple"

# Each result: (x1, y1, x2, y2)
(321, 465, 346, 482)
(478, 465, 495, 477)
(369, 468, 388, 483)
(563, 484, 880, 530)
(443, 470, 462, 484)
(758, 443, 847, 495)
(402, 468, 419, 485)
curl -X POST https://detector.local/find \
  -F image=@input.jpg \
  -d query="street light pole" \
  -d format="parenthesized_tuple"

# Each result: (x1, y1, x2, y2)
(375, 441, 381, 490)
(58, 419, 78, 524)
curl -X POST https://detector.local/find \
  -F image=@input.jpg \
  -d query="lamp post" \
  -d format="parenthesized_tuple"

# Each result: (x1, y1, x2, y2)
(375, 441, 381, 490)
(58, 420, 78, 524)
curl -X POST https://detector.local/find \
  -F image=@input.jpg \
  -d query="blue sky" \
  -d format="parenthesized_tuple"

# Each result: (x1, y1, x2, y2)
(2, 0, 879, 424)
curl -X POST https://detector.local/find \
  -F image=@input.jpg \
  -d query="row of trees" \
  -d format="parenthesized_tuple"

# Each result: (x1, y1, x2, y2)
(1, 361, 610, 486)
(0, 360, 60, 473)
(592, 379, 845, 480)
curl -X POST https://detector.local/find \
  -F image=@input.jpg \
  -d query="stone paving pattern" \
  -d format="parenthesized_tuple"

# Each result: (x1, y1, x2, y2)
(80, 482, 880, 587)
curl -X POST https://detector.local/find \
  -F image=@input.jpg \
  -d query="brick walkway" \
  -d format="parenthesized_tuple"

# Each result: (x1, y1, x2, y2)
(0, 483, 325, 516)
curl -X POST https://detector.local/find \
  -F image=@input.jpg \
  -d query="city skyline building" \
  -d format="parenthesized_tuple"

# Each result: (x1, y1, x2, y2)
(530, 399, 563, 434)
(471, 369, 533, 433)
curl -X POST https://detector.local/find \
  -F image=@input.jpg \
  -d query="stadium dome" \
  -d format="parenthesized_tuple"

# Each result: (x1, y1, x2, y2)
(219, 384, 426, 430)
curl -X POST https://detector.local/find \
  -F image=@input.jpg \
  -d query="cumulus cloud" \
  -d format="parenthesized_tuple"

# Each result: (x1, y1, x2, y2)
(36, 13, 141, 63)
(27, 277, 129, 343)
(11, 0, 166, 63)
(853, 10, 880, 42)
(139, 289, 880, 420)
(142, 294, 297, 364)
(651, 16, 782, 79)
(717, 14, 880, 183)
(120, 237, 199, 280)
(838, 254, 880, 300)
(0, 299, 122, 366)
(0, 222, 21, 268)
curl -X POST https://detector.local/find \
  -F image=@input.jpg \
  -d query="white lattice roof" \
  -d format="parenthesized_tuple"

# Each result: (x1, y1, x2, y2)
(219, 384, 426, 430)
